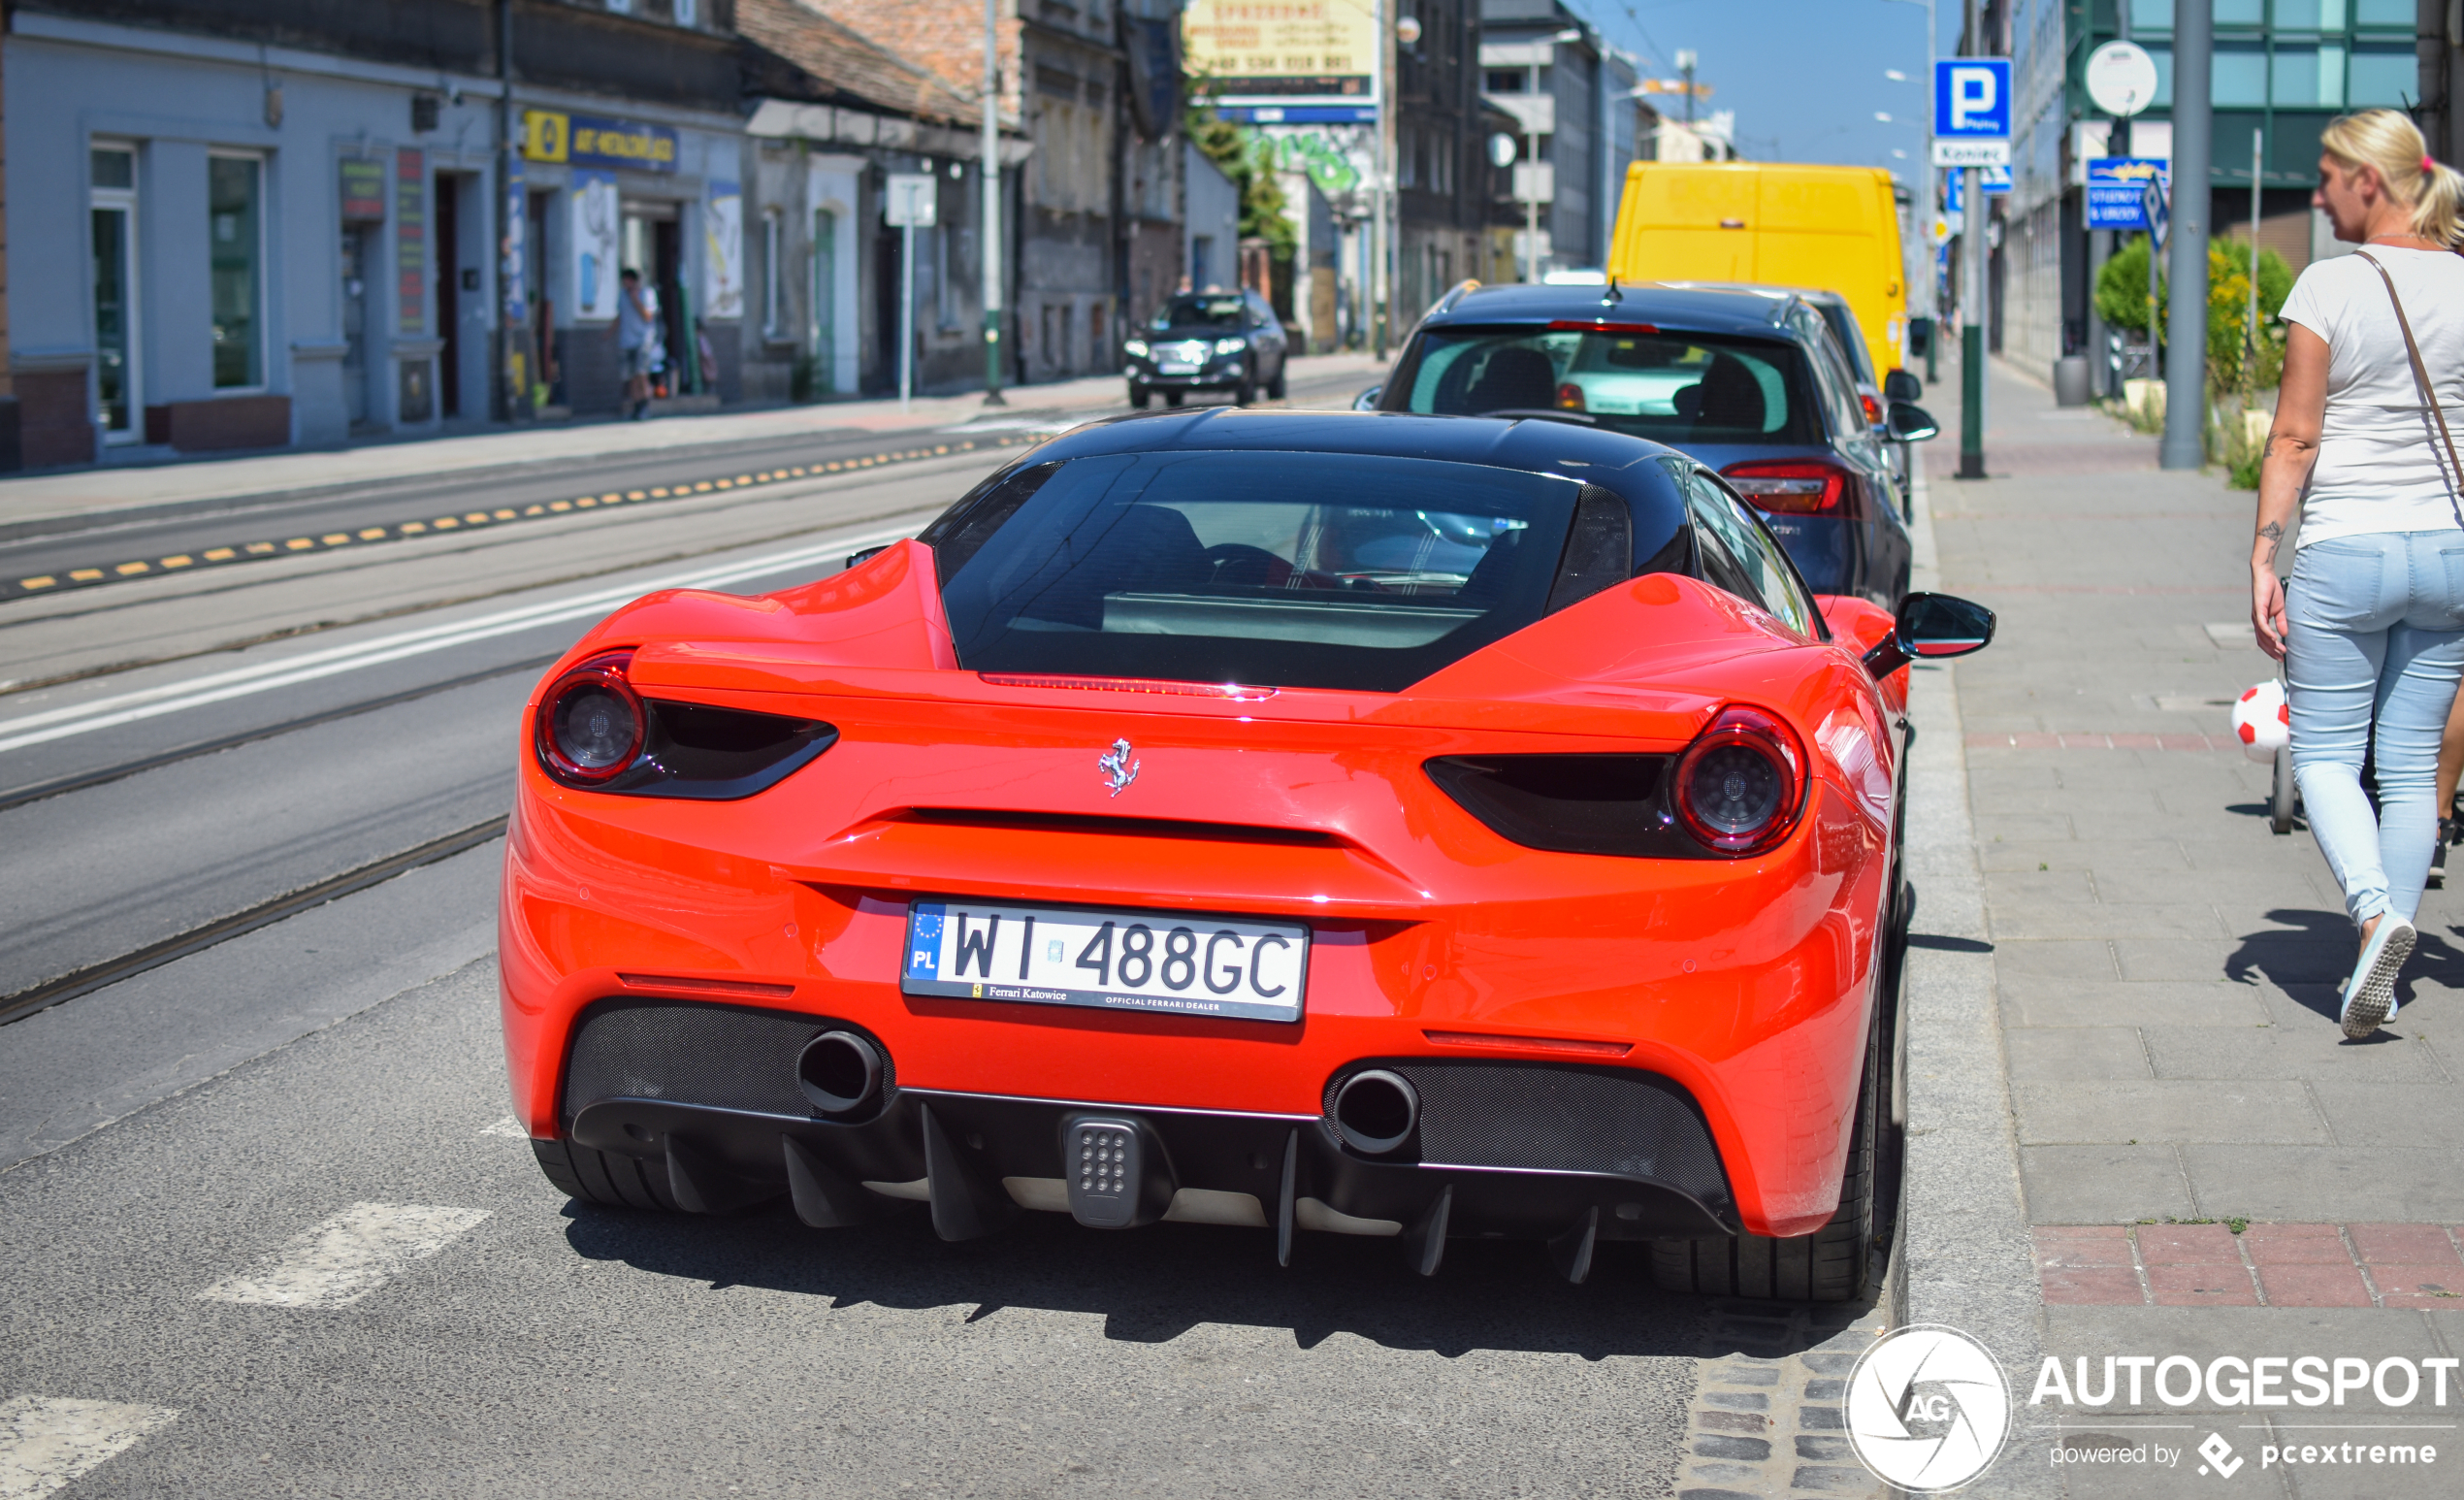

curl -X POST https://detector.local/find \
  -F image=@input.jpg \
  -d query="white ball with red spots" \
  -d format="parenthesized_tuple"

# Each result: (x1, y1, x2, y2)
(2232, 678, 2290, 764)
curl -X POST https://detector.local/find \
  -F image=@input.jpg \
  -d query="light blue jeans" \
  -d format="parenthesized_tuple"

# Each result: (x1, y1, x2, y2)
(2286, 530, 2464, 929)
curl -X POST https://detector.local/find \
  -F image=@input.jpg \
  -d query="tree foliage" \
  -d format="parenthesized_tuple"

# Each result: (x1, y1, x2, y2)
(1184, 101, 1296, 259)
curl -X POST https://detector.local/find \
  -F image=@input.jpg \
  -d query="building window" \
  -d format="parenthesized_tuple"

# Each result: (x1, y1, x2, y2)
(91, 145, 140, 440)
(762, 208, 787, 338)
(673, 0, 698, 25)
(2213, 44, 2267, 107)
(209, 154, 264, 390)
(2347, 45, 2415, 105)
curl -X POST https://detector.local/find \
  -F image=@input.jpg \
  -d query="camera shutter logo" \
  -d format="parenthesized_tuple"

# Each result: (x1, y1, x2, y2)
(1845, 1324, 2012, 1491)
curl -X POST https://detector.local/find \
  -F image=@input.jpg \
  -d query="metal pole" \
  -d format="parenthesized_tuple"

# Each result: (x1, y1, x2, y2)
(901, 219, 915, 412)
(1919, 0, 1935, 375)
(1959, 163, 1987, 477)
(2245, 125, 2261, 388)
(1380, 0, 1398, 353)
(1526, 54, 1542, 282)
(980, 0, 1005, 405)
(2159, 0, 2211, 469)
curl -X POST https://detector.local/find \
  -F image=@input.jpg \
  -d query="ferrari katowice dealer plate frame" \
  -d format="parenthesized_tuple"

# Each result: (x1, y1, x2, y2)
(900, 899, 1310, 1023)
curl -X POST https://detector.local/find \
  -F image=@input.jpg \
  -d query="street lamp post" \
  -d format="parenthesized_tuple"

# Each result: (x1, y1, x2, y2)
(980, 0, 1005, 405)
(2159, 0, 2211, 470)
(1878, 0, 1936, 380)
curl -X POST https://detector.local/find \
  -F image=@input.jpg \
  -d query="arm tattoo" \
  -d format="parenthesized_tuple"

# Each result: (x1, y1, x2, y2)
(2257, 520, 2284, 565)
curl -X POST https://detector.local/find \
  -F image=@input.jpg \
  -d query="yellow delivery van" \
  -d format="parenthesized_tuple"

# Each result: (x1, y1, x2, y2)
(1606, 162, 1908, 380)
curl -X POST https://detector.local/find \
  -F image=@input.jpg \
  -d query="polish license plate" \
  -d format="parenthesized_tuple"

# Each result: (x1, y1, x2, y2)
(1155, 362, 1199, 375)
(901, 900, 1309, 1023)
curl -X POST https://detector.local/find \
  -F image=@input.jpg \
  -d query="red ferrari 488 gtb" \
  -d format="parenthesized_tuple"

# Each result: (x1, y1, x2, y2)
(499, 408, 1991, 1302)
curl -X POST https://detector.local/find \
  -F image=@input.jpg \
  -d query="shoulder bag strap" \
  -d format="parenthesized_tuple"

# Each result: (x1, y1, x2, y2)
(2353, 248, 2464, 522)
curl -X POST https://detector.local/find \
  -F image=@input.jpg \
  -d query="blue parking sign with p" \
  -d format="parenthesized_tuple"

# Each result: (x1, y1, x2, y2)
(1935, 59, 2012, 139)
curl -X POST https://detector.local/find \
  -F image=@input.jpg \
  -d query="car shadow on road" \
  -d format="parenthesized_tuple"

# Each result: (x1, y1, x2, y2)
(560, 1199, 1713, 1360)
(2222, 907, 2464, 1027)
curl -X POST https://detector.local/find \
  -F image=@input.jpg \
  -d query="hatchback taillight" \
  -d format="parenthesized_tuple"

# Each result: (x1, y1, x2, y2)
(536, 650, 644, 785)
(1860, 392, 1883, 426)
(1672, 705, 1806, 855)
(1555, 381, 1587, 411)
(1720, 459, 1853, 515)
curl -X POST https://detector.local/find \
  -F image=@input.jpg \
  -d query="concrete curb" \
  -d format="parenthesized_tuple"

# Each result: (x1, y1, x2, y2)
(1895, 453, 2057, 1496)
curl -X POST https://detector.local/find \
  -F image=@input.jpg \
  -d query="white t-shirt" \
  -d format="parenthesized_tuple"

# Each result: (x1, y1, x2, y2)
(2279, 245, 2464, 544)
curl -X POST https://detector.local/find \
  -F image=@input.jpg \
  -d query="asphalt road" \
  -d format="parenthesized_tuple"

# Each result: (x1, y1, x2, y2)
(0, 370, 1706, 1496)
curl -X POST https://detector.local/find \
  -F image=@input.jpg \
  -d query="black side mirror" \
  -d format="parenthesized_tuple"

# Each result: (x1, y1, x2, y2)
(846, 544, 892, 570)
(1863, 591, 1994, 677)
(1885, 402, 1940, 441)
(1884, 370, 1923, 402)
(1353, 384, 1385, 410)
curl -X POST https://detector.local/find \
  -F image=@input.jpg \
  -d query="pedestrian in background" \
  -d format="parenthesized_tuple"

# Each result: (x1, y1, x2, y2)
(2251, 109, 2464, 1038)
(617, 268, 657, 421)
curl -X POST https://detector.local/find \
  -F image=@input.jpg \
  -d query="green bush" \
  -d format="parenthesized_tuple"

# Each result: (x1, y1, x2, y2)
(2093, 236, 2294, 392)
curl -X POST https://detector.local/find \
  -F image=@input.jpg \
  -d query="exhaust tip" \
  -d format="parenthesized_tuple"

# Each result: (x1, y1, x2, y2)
(795, 1030, 884, 1117)
(1332, 1069, 1418, 1155)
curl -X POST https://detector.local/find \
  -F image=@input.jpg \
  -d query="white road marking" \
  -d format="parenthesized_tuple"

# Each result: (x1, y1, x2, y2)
(197, 1202, 492, 1310)
(0, 520, 918, 757)
(478, 1116, 529, 1139)
(0, 1396, 178, 1500)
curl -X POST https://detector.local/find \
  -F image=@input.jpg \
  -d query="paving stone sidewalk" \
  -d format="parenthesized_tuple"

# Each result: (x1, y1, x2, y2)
(1933, 356, 2464, 1497)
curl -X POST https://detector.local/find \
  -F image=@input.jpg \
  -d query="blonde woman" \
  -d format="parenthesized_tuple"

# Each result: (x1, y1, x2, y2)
(2251, 110, 2464, 1038)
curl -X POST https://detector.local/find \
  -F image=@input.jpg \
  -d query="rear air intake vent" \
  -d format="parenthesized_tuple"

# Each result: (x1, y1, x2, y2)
(1425, 753, 1720, 859)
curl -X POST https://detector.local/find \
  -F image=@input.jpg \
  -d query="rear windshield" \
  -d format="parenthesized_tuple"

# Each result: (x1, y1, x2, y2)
(934, 452, 1583, 693)
(1151, 296, 1245, 331)
(1394, 327, 1824, 446)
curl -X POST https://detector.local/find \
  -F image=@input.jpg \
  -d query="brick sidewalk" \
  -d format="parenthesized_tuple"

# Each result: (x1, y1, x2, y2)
(1931, 357, 2464, 1497)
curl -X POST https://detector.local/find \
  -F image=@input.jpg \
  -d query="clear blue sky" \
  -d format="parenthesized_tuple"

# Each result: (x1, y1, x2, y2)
(1570, 0, 1966, 176)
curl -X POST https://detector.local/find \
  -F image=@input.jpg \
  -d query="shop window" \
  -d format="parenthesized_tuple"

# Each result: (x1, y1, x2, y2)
(209, 154, 263, 389)
(91, 146, 140, 440)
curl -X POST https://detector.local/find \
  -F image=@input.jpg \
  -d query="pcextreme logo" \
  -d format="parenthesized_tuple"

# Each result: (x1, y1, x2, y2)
(1845, 1323, 2014, 1491)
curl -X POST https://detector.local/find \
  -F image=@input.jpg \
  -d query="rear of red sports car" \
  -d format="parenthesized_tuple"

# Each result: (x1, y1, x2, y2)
(500, 411, 1932, 1301)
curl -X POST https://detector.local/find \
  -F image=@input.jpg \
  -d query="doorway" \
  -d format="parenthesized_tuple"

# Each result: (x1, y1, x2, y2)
(811, 208, 836, 395)
(89, 145, 140, 442)
(436, 173, 462, 417)
(620, 209, 688, 395)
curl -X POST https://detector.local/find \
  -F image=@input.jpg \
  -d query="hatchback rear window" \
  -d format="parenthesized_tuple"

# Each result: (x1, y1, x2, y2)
(1396, 328, 1823, 445)
(933, 452, 1587, 692)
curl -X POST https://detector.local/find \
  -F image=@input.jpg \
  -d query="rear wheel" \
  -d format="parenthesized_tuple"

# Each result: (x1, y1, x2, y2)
(1650, 991, 1881, 1303)
(532, 1137, 684, 1213)
(2270, 743, 2298, 834)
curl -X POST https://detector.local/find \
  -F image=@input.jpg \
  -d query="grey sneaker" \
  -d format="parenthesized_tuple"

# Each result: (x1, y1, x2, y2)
(2341, 916, 2415, 1039)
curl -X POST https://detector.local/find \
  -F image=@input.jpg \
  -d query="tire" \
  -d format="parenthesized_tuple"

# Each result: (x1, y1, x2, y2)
(1266, 361, 1287, 401)
(2270, 742, 2298, 834)
(1128, 382, 1151, 409)
(1650, 987, 1881, 1303)
(1234, 366, 1257, 407)
(533, 1137, 684, 1213)
(1163, 389, 1184, 408)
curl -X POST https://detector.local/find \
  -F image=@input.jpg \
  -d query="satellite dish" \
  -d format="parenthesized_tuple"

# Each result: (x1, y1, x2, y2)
(1489, 132, 1518, 170)
(1396, 16, 1421, 45)
(2085, 41, 2158, 118)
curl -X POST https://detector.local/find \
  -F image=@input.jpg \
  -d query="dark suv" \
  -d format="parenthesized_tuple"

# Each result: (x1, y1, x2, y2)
(1371, 282, 1936, 606)
(1125, 291, 1290, 408)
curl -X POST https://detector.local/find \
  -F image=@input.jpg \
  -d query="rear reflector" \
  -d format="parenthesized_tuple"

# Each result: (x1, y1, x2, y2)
(1423, 1029, 1633, 1058)
(615, 974, 797, 998)
(979, 673, 1278, 701)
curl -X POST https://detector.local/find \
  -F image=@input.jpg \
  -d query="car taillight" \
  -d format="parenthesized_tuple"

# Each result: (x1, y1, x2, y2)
(1673, 705, 1805, 856)
(1860, 392, 1883, 426)
(1555, 381, 1587, 411)
(1720, 459, 1852, 515)
(536, 650, 644, 786)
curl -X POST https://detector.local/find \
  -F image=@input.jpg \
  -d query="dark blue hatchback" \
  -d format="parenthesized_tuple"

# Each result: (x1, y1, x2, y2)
(1373, 282, 1937, 607)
